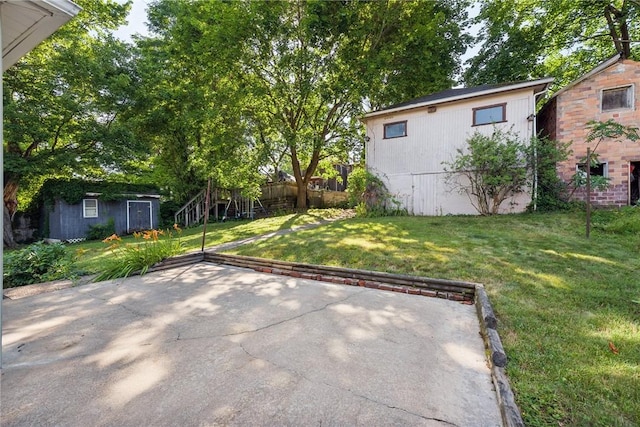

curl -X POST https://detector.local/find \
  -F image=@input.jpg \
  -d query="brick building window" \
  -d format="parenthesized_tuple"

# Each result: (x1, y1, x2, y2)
(602, 85, 633, 111)
(577, 162, 607, 177)
(383, 121, 407, 139)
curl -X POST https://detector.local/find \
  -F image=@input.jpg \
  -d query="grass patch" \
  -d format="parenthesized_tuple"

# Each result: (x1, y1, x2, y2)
(66, 208, 346, 275)
(224, 212, 640, 426)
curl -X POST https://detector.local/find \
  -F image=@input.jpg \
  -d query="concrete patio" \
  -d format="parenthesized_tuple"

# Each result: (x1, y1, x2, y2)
(2, 262, 502, 426)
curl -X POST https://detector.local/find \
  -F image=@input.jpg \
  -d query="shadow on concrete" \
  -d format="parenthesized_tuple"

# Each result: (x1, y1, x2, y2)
(2, 263, 501, 426)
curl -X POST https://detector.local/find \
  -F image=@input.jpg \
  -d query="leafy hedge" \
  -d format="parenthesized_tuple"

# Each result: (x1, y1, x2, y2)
(4, 242, 76, 288)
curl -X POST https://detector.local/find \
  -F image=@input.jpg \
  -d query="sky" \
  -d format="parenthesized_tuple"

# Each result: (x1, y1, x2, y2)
(114, 0, 150, 41)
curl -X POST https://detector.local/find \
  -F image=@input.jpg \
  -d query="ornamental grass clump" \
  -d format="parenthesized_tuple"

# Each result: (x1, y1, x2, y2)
(94, 224, 184, 282)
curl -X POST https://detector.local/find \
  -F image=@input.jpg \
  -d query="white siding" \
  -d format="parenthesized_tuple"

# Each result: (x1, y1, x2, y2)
(365, 90, 536, 215)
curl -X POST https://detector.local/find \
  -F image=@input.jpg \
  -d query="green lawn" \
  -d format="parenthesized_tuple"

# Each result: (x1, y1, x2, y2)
(71, 208, 346, 274)
(220, 212, 640, 427)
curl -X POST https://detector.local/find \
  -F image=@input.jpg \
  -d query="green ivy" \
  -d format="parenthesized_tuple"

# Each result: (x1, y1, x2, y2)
(30, 179, 161, 210)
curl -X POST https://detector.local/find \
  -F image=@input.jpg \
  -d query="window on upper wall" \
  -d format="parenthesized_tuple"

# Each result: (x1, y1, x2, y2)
(602, 85, 633, 111)
(83, 199, 98, 218)
(473, 103, 506, 126)
(383, 121, 407, 139)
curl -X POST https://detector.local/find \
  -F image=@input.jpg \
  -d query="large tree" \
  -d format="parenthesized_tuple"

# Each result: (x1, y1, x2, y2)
(142, 0, 471, 209)
(3, 0, 147, 247)
(131, 0, 267, 204)
(465, 0, 640, 87)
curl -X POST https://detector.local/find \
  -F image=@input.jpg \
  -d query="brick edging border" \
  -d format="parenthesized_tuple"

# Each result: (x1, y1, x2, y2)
(475, 285, 525, 427)
(155, 252, 524, 426)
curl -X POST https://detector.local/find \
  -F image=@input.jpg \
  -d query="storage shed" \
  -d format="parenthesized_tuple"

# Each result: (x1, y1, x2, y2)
(37, 180, 161, 241)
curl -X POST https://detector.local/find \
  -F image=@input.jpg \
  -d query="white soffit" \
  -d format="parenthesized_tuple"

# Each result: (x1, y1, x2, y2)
(2, 0, 81, 71)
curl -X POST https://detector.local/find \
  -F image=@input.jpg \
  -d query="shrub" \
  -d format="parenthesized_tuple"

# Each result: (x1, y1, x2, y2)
(86, 218, 116, 241)
(160, 200, 182, 228)
(346, 167, 406, 217)
(529, 136, 572, 212)
(346, 167, 370, 208)
(94, 225, 184, 282)
(443, 128, 530, 215)
(4, 242, 76, 288)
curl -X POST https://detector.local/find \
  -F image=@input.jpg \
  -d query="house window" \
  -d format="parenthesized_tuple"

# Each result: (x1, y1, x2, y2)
(602, 85, 633, 111)
(577, 162, 608, 177)
(473, 103, 506, 126)
(83, 199, 98, 218)
(384, 121, 407, 139)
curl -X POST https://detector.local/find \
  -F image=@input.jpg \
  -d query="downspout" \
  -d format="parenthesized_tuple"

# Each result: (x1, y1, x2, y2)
(1, 4, 4, 369)
(531, 85, 551, 212)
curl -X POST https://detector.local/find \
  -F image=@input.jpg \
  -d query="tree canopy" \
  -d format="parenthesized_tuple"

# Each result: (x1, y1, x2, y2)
(3, 0, 148, 246)
(138, 0, 471, 208)
(465, 0, 640, 87)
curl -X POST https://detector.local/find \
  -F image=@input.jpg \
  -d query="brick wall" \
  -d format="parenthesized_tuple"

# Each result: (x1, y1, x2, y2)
(550, 59, 640, 206)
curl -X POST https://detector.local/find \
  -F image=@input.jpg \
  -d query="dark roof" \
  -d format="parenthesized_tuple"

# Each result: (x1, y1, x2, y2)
(367, 78, 553, 117)
(383, 84, 506, 111)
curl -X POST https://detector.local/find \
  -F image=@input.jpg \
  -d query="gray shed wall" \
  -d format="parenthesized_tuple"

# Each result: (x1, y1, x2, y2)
(47, 198, 160, 241)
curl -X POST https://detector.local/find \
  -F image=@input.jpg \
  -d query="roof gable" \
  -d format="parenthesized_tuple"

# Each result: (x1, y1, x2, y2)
(546, 54, 640, 101)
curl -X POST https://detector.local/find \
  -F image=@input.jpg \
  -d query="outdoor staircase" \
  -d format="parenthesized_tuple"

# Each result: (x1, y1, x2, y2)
(174, 189, 208, 227)
(174, 188, 268, 227)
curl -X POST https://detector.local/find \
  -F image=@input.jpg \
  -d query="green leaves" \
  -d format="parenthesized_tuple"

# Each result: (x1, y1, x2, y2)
(443, 128, 531, 215)
(134, 0, 470, 208)
(585, 119, 640, 146)
(3, 242, 76, 288)
(3, 0, 148, 212)
(465, 0, 640, 87)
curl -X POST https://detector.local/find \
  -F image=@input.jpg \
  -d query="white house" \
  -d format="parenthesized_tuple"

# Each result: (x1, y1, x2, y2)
(362, 79, 553, 215)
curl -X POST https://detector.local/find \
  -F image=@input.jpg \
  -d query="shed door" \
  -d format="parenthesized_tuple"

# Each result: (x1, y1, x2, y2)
(127, 201, 152, 232)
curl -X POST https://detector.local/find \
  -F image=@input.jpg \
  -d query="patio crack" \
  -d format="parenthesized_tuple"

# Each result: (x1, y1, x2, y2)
(345, 392, 460, 426)
(236, 342, 459, 427)
(222, 290, 366, 337)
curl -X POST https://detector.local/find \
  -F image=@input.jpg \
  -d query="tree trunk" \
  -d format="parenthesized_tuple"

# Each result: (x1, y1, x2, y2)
(4, 205, 17, 248)
(295, 180, 308, 210)
(289, 140, 322, 212)
(4, 178, 20, 248)
(290, 146, 308, 211)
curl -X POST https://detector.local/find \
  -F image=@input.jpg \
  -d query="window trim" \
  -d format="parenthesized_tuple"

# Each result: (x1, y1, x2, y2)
(383, 120, 408, 139)
(472, 103, 507, 126)
(83, 198, 98, 218)
(601, 84, 634, 112)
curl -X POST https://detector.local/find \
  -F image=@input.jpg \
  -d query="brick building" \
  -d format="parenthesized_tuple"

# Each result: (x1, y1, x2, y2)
(538, 55, 640, 206)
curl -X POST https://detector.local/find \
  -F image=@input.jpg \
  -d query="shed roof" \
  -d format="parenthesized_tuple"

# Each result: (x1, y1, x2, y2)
(363, 78, 554, 120)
